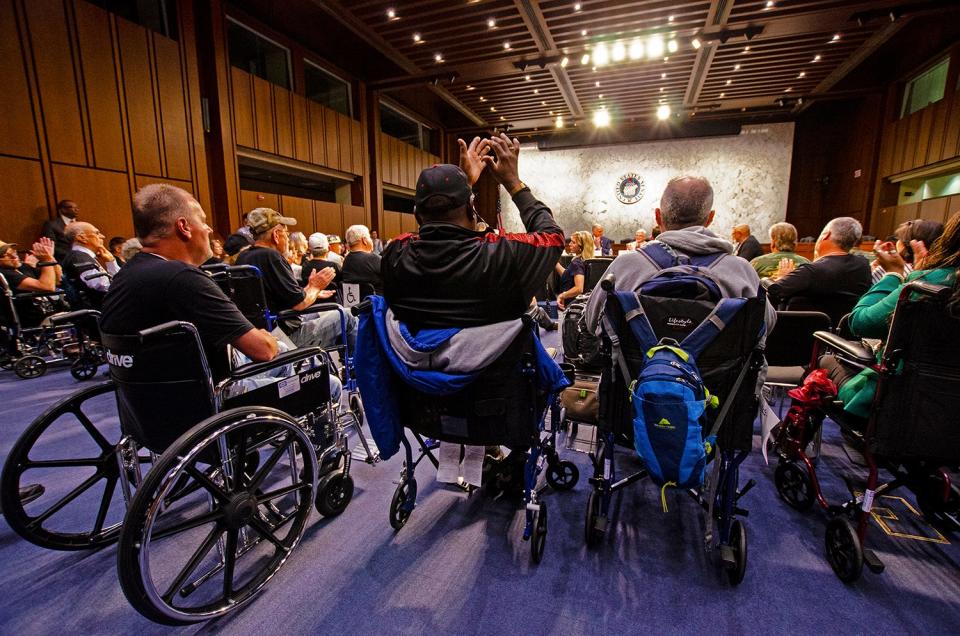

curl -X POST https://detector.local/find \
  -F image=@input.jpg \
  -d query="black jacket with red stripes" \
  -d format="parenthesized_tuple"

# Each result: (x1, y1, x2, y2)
(382, 188, 564, 328)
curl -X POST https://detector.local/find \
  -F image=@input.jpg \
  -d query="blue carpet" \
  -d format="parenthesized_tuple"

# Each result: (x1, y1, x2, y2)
(1, 349, 958, 635)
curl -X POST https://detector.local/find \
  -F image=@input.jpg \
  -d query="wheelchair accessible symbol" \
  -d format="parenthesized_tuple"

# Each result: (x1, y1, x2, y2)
(343, 283, 360, 307)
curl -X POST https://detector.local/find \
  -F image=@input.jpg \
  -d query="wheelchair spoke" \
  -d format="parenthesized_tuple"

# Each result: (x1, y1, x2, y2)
(24, 457, 103, 469)
(162, 524, 223, 604)
(231, 433, 249, 491)
(222, 528, 239, 600)
(247, 515, 289, 552)
(256, 482, 311, 503)
(72, 409, 113, 452)
(185, 465, 231, 504)
(26, 471, 104, 529)
(151, 508, 225, 541)
(91, 476, 117, 536)
(248, 435, 291, 492)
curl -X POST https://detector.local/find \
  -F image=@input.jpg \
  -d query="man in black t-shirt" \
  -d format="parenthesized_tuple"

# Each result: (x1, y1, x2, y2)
(236, 209, 356, 350)
(341, 224, 383, 295)
(301, 232, 342, 287)
(0, 238, 65, 327)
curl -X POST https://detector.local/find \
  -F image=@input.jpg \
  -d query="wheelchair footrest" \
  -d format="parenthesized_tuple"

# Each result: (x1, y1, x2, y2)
(863, 549, 885, 574)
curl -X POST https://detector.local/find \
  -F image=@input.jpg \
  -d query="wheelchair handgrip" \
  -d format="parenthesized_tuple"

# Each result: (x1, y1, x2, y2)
(138, 320, 196, 340)
(228, 346, 325, 382)
(49, 309, 100, 325)
(351, 298, 373, 316)
(599, 272, 617, 292)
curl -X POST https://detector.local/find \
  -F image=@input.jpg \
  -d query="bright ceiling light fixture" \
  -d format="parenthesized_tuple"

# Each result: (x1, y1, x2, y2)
(691, 37, 701, 50)
(593, 108, 610, 127)
(813, 54, 821, 62)
(503, 41, 511, 50)
(647, 36, 665, 59)
(667, 39, 679, 54)
(656, 104, 671, 120)
(434, 53, 444, 63)
(593, 42, 610, 66)
(628, 39, 644, 60)
(487, 18, 496, 29)
(831, 33, 841, 42)
(611, 41, 626, 62)
(386, 8, 397, 20)
(560, 56, 569, 67)
(412, 33, 421, 43)
(581, 53, 590, 65)
(555, 115, 564, 128)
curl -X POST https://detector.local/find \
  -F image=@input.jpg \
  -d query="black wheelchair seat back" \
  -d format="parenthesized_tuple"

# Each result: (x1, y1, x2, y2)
(397, 327, 543, 447)
(202, 264, 271, 330)
(101, 324, 216, 455)
(599, 293, 766, 451)
(870, 288, 960, 463)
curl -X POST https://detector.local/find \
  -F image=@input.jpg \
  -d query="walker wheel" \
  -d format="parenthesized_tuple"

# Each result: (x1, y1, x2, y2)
(530, 502, 548, 564)
(825, 516, 863, 583)
(389, 478, 416, 531)
(584, 490, 604, 547)
(726, 520, 748, 585)
(546, 460, 579, 491)
(774, 460, 815, 511)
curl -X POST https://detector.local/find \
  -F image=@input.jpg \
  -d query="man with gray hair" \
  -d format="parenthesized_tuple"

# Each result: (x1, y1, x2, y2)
(766, 216, 871, 325)
(585, 175, 775, 334)
(60, 220, 121, 309)
(342, 223, 383, 295)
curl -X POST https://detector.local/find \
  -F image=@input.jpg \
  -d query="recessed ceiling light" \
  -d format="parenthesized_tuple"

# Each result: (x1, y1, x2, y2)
(647, 36, 665, 59)
(593, 109, 610, 127)
(668, 15, 674, 23)
(503, 41, 511, 50)
(719, 92, 725, 98)
(743, 46, 751, 53)
(500, 116, 505, 121)
(785, 87, 793, 92)
(813, 54, 821, 62)
(561, 56, 569, 67)
(487, 18, 496, 29)
(661, 72, 667, 79)
(593, 42, 610, 66)
(386, 8, 396, 20)
(581, 53, 590, 65)
(598, 93, 604, 99)
(733, 64, 740, 71)
(573, 3, 581, 11)
(581, 29, 588, 36)
(549, 110, 554, 115)
(657, 104, 671, 120)
(659, 86, 665, 92)
(798, 71, 806, 78)
(741, 107, 747, 111)
(490, 106, 496, 112)
(663, 57, 669, 62)
(831, 33, 841, 42)
(525, 74, 531, 81)
(629, 39, 644, 60)
(691, 38, 701, 50)
(726, 79, 732, 85)
(555, 115, 564, 128)
(541, 100, 547, 105)
(466, 85, 475, 90)
(765, 1, 774, 8)
(667, 39, 678, 54)
(412, 33, 421, 43)
(534, 88, 539, 94)
(612, 41, 626, 62)
(595, 80, 600, 87)
(479, 96, 486, 101)
(434, 53, 444, 63)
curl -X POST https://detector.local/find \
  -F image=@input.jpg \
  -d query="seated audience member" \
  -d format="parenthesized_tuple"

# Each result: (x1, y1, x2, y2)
(869, 219, 943, 284)
(326, 234, 344, 266)
(554, 230, 593, 309)
(121, 238, 143, 263)
(592, 223, 612, 256)
(750, 221, 810, 279)
(206, 237, 225, 264)
(61, 221, 121, 309)
(41, 199, 79, 261)
(0, 237, 60, 293)
(342, 224, 383, 295)
(302, 232, 343, 287)
(235, 208, 356, 350)
(562, 236, 576, 256)
(626, 229, 647, 251)
(383, 133, 564, 327)
(371, 230, 384, 255)
(818, 211, 959, 414)
(287, 231, 308, 280)
(584, 176, 775, 335)
(650, 226, 661, 239)
(109, 236, 127, 267)
(765, 217, 871, 325)
(732, 224, 764, 261)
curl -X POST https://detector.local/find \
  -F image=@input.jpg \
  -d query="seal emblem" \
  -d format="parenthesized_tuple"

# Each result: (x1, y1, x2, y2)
(616, 173, 645, 204)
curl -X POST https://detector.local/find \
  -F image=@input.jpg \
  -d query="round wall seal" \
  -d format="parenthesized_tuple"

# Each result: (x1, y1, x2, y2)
(616, 173, 645, 204)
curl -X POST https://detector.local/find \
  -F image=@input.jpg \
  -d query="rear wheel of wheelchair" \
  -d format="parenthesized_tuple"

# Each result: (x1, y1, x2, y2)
(315, 470, 354, 518)
(116, 407, 318, 625)
(349, 394, 364, 427)
(389, 478, 416, 531)
(0, 381, 135, 550)
(14, 355, 46, 379)
(726, 520, 748, 585)
(584, 490, 604, 547)
(824, 516, 863, 583)
(774, 460, 814, 511)
(70, 356, 98, 381)
(546, 460, 579, 491)
(530, 502, 548, 564)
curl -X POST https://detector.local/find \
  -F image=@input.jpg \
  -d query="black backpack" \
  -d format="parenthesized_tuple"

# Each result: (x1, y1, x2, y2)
(562, 294, 603, 370)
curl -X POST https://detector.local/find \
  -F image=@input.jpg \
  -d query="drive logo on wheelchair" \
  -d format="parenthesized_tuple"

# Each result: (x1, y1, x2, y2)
(105, 350, 134, 368)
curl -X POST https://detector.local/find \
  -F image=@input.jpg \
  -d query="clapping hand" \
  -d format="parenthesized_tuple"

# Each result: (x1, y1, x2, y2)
(32, 237, 55, 262)
(774, 257, 796, 280)
(317, 289, 336, 299)
(307, 266, 336, 290)
(873, 240, 905, 275)
(458, 136, 491, 186)
(480, 133, 522, 192)
(910, 239, 929, 269)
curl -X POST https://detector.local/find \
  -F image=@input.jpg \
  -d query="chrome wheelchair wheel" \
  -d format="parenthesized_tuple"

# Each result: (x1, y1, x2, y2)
(0, 381, 139, 550)
(116, 407, 318, 625)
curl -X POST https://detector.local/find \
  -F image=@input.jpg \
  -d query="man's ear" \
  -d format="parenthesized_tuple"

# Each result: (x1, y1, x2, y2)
(704, 210, 716, 228)
(654, 208, 663, 230)
(175, 217, 192, 239)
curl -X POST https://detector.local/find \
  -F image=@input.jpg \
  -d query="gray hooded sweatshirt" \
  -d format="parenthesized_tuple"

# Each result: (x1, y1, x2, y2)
(584, 226, 776, 337)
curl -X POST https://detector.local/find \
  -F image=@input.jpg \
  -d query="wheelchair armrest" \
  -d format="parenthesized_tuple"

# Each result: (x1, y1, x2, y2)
(228, 346, 324, 382)
(351, 298, 373, 316)
(904, 281, 951, 300)
(12, 290, 67, 299)
(276, 302, 344, 322)
(812, 330, 875, 365)
(48, 309, 101, 325)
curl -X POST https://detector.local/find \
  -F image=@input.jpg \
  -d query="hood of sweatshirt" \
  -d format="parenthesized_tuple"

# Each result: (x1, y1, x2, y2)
(656, 226, 734, 256)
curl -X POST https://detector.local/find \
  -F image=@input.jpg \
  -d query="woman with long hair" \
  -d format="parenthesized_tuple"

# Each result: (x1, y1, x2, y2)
(555, 230, 594, 310)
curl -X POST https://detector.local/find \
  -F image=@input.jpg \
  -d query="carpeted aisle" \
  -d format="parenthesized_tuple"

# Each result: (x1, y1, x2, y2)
(0, 358, 958, 635)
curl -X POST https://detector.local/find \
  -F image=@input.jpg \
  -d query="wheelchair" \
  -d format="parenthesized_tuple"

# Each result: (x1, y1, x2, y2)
(771, 281, 960, 583)
(356, 301, 579, 564)
(0, 275, 104, 380)
(584, 276, 766, 585)
(0, 317, 357, 624)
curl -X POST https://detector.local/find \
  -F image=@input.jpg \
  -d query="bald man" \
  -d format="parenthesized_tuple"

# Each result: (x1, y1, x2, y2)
(60, 221, 120, 309)
(732, 224, 763, 262)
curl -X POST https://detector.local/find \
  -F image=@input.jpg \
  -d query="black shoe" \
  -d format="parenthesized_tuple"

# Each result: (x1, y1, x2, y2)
(20, 483, 45, 505)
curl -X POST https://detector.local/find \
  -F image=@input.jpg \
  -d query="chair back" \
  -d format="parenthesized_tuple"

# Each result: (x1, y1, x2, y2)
(766, 311, 832, 368)
(583, 257, 614, 294)
(0, 275, 20, 332)
(784, 293, 859, 329)
(203, 264, 272, 329)
(101, 322, 216, 454)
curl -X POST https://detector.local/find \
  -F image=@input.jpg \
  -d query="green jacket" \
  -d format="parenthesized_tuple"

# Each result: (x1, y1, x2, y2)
(750, 250, 810, 279)
(848, 267, 956, 339)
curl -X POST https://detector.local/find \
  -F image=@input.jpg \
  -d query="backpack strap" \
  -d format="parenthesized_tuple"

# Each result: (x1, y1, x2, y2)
(678, 297, 747, 359)
(687, 252, 727, 268)
(614, 291, 659, 352)
(636, 242, 678, 271)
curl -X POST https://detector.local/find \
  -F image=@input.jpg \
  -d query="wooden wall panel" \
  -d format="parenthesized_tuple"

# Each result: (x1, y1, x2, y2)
(308, 102, 326, 166)
(0, 0, 37, 158)
(0, 157, 48, 247)
(914, 107, 933, 170)
(343, 204, 365, 231)
(337, 112, 352, 174)
(401, 212, 418, 234)
(24, 0, 86, 165)
(231, 68, 255, 148)
(892, 119, 908, 175)
(324, 108, 340, 171)
(873, 207, 896, 240)
(919, 197, 950, 224)
(240, 190, 280, 217)
(926, 98, 949, 165)
(280, 195, 314, 234)
(292, 94, 311, 162)
(135, 174, 193, 194)
(74, 1, 125, 171)
(948, 195, 960, 222)
(51, 163, 133, 236)
(382, 210, 402, 239)
(154, 35, 191, 181)
(894, 203, 920, 226)
(352, 119, 364, 177)
(252, 76, 276, 154)
(315, 201, 343, 236)
(903, 114, 921, 172)
(273, 86, 293, 159)
(117, 20, 162, 176)
(944, 90, 960, 162)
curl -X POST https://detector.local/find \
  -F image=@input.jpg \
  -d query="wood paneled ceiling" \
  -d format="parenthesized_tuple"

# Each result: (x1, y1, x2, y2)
(316, 0, 955, 131)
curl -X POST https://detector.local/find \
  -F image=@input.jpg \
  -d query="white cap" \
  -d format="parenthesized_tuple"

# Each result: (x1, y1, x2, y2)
(308, 232, 329, 250)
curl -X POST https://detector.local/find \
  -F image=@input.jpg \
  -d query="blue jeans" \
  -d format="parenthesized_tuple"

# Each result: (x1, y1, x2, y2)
(290, 307, 358, 353)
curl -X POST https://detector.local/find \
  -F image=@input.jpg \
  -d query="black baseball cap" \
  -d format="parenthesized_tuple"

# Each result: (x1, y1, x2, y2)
(414, 164, 472, 211)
